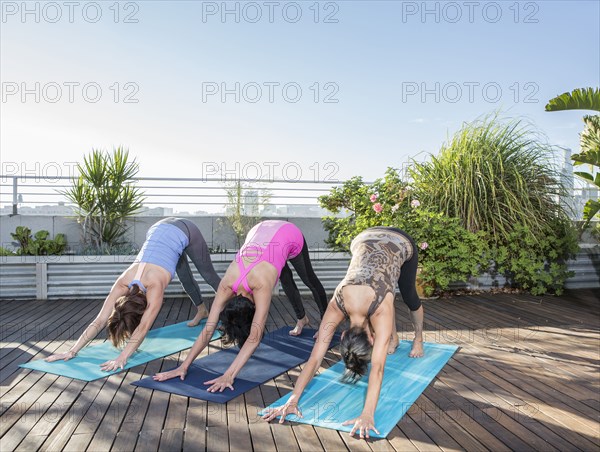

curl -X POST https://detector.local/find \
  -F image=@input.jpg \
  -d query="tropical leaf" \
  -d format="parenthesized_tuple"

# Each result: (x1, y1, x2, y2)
(582, 199, 600, 227)
(545, 87, 600, 112)
(579, 114, 600, 155)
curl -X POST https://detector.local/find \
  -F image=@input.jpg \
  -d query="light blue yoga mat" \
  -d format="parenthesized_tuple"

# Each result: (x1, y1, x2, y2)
(260, 341, 458, 439)
(20, 319, 221, 381)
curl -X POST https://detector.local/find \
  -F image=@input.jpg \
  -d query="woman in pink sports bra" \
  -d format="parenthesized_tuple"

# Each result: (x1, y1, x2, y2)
(153, 220, 328, 392)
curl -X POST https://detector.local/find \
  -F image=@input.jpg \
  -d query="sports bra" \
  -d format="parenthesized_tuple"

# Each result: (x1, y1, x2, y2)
(231, 221, 304, 295)
(128, 262, 148, 293)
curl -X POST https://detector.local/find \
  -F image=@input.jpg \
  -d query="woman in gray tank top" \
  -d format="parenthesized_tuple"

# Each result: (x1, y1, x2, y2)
(44, 218, 221, 372)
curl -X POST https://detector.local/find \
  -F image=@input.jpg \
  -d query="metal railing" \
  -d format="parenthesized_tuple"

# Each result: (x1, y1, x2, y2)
(0, 175, 348, 217)
(0, 174, 595, 219)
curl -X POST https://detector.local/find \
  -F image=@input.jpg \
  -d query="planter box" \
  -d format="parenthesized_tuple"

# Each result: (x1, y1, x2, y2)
(1, 248, 598, 301)
(0, 251, 351, 300)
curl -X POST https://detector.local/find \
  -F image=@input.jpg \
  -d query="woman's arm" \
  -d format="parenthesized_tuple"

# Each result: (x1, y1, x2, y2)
(99, 285, 164, 371)
(342, 304, 393, 438)
(203, 287, 273, 392)
(45, 278, 129, 362)
(153, 281, 233, 381)
(262, 301, 344, 422)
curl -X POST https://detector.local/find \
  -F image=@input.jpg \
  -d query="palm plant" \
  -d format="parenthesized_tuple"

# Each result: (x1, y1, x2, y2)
(63, 147, 145, 251)
(546, 87, 600, 227)
(409, 114, 570, 244)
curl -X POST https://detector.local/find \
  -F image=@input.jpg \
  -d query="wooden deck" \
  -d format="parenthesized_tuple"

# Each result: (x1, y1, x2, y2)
(1, 290, 598, 451)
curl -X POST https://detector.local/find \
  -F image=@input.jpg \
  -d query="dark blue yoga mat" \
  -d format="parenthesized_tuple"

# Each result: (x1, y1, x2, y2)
(20, 320, 221, 381)
(260, 341, 459, 438)
(132, 326, 340, 403)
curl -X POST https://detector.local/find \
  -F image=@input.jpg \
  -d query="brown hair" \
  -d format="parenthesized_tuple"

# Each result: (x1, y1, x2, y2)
(107, 284, 148, 348)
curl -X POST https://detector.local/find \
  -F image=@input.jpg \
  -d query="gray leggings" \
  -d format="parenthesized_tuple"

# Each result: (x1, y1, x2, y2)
(160, 218, 221, 306)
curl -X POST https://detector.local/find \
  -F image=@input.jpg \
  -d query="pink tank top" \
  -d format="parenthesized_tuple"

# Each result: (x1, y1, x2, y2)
(232, 221, 304, 295)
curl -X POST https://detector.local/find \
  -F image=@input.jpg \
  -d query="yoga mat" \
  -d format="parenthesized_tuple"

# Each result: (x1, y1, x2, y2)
(132, 326, 341, 403)
(260, 341, 459, 439)
(20, 319, 221, 381)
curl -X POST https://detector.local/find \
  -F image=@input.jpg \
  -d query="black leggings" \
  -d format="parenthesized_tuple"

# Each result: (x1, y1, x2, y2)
(279, 238, 328, 320)
(164, 218, 222, 306)
(370, 226, 422, 311)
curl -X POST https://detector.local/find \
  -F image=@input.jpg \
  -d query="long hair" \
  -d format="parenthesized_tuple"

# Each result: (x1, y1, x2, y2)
(339, 326, 372, 383)
(107, 284, 148, 348)
(218, 295, 256, 348)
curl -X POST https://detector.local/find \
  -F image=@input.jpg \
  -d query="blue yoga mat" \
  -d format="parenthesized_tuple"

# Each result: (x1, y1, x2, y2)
(20, 319, 222, 381)
(260, 341, 458, 439)
(132, 326, 341, 403)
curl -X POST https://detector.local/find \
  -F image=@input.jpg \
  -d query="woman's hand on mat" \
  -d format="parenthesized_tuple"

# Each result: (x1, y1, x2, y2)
(343, 413, 380, 439)
(261, 400, 303, 423)
(204, 373, 235, 392)
(100, 356, 127, 372)
(45, 350, 76, 362)
(153, 365, 188, 381)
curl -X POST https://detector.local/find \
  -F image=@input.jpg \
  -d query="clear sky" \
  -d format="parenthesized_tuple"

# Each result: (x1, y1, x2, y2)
(1, 0, 599, 183)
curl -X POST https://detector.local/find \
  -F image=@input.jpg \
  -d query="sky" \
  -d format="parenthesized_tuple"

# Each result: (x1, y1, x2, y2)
(1, 0, 599, 186)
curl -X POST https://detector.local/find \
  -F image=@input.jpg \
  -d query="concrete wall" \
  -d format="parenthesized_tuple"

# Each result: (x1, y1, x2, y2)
(0, 215, 330, 252)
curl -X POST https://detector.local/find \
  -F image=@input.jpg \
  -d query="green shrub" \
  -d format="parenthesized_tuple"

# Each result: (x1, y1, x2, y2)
(408, 114, 579, 295)
(492, 219, 578, 295)
(10, 226, 67, 256)
(319, 168, 487, 296)
(409, 114, 570, 245)
(0, 247, 15, 256)
(320, 154, 579, 295)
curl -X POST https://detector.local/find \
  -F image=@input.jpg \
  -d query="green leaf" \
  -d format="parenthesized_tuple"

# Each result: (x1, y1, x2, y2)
(582, 199, 600, 227)
(545, 88, 600, 112)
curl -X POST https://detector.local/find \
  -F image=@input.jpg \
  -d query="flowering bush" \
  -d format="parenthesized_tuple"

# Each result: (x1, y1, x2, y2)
(320, 168, 488, 296)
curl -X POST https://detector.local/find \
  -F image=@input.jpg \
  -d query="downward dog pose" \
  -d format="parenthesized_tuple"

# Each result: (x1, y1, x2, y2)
(262, 227, 424, 438)
(153, 220, 328, 391)
(45, 217, 221, 371)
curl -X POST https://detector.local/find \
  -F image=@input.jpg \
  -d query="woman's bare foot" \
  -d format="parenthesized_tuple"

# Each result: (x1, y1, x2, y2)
(289, 316, 310, 336)
(409, 338, 424, 358)
(187, 304, 209, 327)
(388, 333, 399, 354)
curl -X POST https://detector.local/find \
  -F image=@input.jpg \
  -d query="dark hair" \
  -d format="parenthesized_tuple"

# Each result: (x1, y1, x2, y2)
(107, 284, 148, 348)
(218, 295, 256, 348)
(339, 326, 372, 383)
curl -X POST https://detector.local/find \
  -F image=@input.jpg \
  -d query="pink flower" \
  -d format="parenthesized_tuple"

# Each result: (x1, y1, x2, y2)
(411, 199, 421, 208)
(420, 242, 429, 250)
(370, 194, 378, 203)
(373, 203, 383, 214)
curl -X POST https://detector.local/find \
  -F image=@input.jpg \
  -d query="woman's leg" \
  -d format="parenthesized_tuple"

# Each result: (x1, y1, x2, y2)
(279, 264, 310, 336)
(181, 220, 221, 292)
(397, 241, 424, 357)
(176, 220, 221, 326)
(288, 239, 328, 317)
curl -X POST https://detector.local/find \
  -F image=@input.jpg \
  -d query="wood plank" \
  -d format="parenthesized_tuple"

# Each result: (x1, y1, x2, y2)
(227, 396, 252, 452)
(245, 385, 277, 452)
(182, 398, 207, 452)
